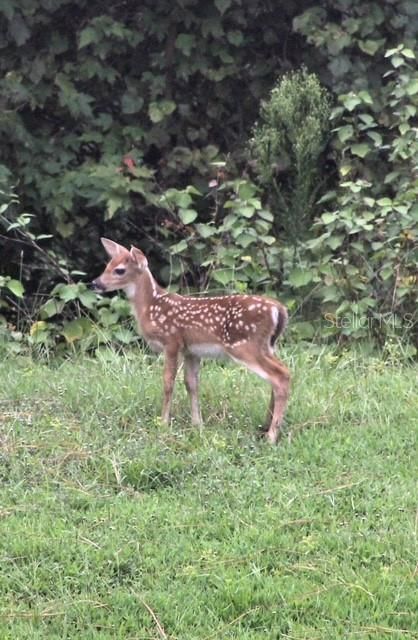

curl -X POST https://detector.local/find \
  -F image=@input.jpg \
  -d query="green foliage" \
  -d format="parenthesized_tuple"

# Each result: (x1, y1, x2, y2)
(0, 0, 305, 291)
(0, 194, 137, 356)
(292, 37, 418, 345)
(161, 176, 280, 293)
(0, 187, 25, 351)
(289, 2, 418, 346)
(251, 69, 331, 243)
(1, 0, 418, 352)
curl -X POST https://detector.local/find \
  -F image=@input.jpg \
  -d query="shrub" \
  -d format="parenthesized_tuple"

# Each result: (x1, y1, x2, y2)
(250, 69, 331, 245)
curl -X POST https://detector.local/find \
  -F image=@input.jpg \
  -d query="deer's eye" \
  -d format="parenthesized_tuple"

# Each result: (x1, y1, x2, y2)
(114, 267, 126, 276)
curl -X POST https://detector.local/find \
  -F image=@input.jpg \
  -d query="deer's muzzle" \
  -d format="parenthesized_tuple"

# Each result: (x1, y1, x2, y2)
(90, 279, 107, 292)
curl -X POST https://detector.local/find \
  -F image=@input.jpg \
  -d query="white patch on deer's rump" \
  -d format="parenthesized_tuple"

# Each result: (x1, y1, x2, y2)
(271, 306, 279, 324)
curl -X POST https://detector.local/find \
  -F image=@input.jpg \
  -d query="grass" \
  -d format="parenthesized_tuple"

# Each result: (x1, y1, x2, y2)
(0, 345, 417, 639)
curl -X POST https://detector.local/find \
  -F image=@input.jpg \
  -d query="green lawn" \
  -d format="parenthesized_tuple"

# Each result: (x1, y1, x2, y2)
(1, 347, 417, 639)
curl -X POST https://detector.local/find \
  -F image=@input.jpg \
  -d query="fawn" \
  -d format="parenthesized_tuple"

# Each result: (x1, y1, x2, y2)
(92, 238, 290, 443)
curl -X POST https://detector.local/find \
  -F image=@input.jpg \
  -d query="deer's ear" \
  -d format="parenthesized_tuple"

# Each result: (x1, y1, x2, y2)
(130, 246, 148, 270)
(101, 238, 127, 259)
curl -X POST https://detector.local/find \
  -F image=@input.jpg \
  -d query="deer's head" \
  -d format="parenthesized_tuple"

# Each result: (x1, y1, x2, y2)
(91, 238, 148, 293)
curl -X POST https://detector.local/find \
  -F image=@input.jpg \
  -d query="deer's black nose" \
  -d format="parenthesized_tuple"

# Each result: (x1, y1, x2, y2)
(90, 279, 106, 292)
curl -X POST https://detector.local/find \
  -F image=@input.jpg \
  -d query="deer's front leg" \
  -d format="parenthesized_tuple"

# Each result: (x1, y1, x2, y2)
(184, 354, 202, 426)
(161, 348, 179, 424)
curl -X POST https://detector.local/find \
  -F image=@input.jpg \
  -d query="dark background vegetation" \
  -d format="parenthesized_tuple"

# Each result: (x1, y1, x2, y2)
(0, 0, 417, 353)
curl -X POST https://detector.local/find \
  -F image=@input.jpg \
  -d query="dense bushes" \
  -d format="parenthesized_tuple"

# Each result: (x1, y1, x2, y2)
(293, 5, 418, 346)
(0, 0, 417, 353)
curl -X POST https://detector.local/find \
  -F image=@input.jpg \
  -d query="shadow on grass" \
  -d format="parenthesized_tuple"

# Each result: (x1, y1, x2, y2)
(120, 453, 209, 492)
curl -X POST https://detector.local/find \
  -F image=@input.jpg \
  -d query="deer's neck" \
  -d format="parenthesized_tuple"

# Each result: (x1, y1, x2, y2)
(125, 267, 164, 314)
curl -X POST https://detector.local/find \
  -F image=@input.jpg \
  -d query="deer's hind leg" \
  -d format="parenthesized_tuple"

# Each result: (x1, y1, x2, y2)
(261, 355, 290, 443)
(228, 345, 290, 444)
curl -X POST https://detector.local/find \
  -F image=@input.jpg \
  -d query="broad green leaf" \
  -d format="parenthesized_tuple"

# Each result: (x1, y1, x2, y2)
(260, 235, 276, 245)
(213, 268, 234, 285)
(113, 328, 136, 344)
(62, 319, 86, 343)
(380, 265, 393, 281)
(179, 208, 198, 225)
(321, 212, 336, 224)
(257, 209, 274, 222)
(248, 198, 262, 210)
(321, 285, 340, 302)
(236, 233, 256, 248)
(121, 92, 143, 114)
(326, 235, 344, 250)
(215, 0, 231, 15)
(30, 321, 48, 337)
(337, 125, 354, 143)
(185, 185, 202, 196)
(239, 206, 255, 218)
(351, 143, 370, 158)
(367, 131, 382, 146)
(106, 195, 125, 220)
(391, 54, 404, 68)
(41, 299, 65, 318)
(237, 182, 257, 200)
(293, 321, 316, 339)
(358, 39, 381, 56)
(177, 192, 193, 208)
(401, 48, 415, 59)
(339, 164, 352, 177)
(79, 290, 99, 309)
(148, 100, 176, 124)
(227, 30, 244, 46)
(58, 284, 80, 302)
(6, 279, 24, 298)
(409, 204, 418, 221)
(406, 79, 418, 96)
(328, 33, 351, 54)
(196, 223, 215, 238)
(79, 27, 99, 49)
(358, 113, 375, 126)
(175, 34, 195, 56)
(170, 239, 188, 255)
(342, 94, 361, 111)
(377, 197, 392, 206)
(288, 268, 312, 288)
(385, 45, 403, 57)
(358, 90, 373, 104)
(148, 103, 163, 123)
(363, 198, 376, 210)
